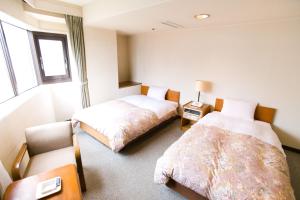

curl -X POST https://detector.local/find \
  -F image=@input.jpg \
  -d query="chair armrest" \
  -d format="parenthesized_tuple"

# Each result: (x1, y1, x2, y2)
(11, 143, 27, 181)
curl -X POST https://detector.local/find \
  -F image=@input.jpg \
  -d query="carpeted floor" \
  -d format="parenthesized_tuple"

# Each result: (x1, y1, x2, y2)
(77, 119, 300, 200)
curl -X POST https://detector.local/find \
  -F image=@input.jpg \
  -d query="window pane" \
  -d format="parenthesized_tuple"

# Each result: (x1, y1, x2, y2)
(2, 23, 37, 93)
(39, 39, 66, 76)
(0, 47, 14, 103)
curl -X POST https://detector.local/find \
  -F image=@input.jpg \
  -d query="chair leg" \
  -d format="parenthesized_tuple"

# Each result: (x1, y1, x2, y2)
(77, 161, 86, 192)
(73, 134, 86, 192)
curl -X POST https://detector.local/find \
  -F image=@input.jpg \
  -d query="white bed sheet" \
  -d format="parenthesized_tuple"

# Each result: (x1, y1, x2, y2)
(197, 111, 284, 155)
(120, 95, 178, 120)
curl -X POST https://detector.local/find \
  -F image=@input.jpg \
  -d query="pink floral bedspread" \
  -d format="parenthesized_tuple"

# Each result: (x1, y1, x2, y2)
(154, 124, 295, 199)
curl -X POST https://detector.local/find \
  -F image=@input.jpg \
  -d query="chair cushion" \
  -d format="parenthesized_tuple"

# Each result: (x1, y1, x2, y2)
(25, 147, 76, 177)
(25, 121, 73, 156)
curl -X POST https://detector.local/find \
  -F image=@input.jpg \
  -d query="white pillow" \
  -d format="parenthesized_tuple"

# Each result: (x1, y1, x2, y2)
(221, 98, 257, 121)
(147, 86, 168, 101)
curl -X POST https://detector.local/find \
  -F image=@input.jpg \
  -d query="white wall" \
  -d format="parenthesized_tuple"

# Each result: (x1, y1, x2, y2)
(48, 83, 82, 121)
(0, 0, 39, 28)
(84, 26, 118, 104)
(130, 19, 300, 148)
(84, 26, 140, 105)
(0, 87, 56, 172)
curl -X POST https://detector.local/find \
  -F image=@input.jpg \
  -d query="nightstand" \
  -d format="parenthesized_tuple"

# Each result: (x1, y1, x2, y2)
(180, 101, 210, 131)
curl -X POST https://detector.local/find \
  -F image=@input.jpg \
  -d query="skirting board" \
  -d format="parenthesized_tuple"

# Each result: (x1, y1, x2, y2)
(282, 145, 300, 153)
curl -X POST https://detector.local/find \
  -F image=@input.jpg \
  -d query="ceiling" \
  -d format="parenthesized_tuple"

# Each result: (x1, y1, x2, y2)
(59, 0, 300, 34)
(57, 0, 93, 6)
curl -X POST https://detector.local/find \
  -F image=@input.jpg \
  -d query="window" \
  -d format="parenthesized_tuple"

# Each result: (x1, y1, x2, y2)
(0, 20, 72, 104)
(2, 22, 37, 93)
(33, 32, 71, 83)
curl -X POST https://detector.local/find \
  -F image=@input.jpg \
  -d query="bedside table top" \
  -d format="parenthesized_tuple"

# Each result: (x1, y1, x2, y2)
(183, 101, 210, 111)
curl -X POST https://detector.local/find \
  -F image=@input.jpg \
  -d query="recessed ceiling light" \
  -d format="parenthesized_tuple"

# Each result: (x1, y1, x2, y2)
(194, 14, 210, 20)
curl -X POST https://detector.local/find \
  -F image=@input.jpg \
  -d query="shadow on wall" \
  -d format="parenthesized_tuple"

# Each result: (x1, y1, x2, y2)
(273, 125, 300, 150)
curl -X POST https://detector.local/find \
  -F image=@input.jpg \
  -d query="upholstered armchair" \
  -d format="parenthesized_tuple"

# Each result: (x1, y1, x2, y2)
(11, 121, 86, 192)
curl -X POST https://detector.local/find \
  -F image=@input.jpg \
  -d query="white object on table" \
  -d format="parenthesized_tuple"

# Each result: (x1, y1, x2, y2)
(36, 176, 61, 199)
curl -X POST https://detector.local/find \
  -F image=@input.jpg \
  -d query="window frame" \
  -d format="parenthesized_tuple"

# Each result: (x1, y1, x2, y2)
(33, 32, 72, 84)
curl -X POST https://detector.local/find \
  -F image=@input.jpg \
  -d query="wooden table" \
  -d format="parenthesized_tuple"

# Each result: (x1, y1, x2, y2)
(4, 164, 82, 200)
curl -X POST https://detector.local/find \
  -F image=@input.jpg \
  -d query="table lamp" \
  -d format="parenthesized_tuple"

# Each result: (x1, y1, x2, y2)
(193, 80, 209, 107)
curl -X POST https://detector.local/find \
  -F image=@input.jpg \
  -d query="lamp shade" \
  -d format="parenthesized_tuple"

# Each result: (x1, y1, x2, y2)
(195, 80, 209, 92)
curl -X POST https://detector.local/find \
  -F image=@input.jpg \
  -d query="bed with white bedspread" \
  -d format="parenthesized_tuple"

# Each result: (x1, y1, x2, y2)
(154, 99, 294, 200)
(72, 85, 180, 152)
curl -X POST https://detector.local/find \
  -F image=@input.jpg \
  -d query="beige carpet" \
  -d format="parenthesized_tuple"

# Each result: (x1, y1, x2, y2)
(77, 119, 300, 200)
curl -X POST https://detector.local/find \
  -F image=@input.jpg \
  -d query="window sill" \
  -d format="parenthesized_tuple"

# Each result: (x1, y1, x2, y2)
(119, 81, 141, 89)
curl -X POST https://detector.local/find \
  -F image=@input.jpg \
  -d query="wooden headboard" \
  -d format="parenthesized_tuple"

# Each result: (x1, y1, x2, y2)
(214, 98, 276, 124)
(141, 85, 180, 103)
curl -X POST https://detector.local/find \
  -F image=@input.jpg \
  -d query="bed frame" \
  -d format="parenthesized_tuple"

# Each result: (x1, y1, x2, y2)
(80, 85, 180, 150)
(166, 98, 276, 199)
